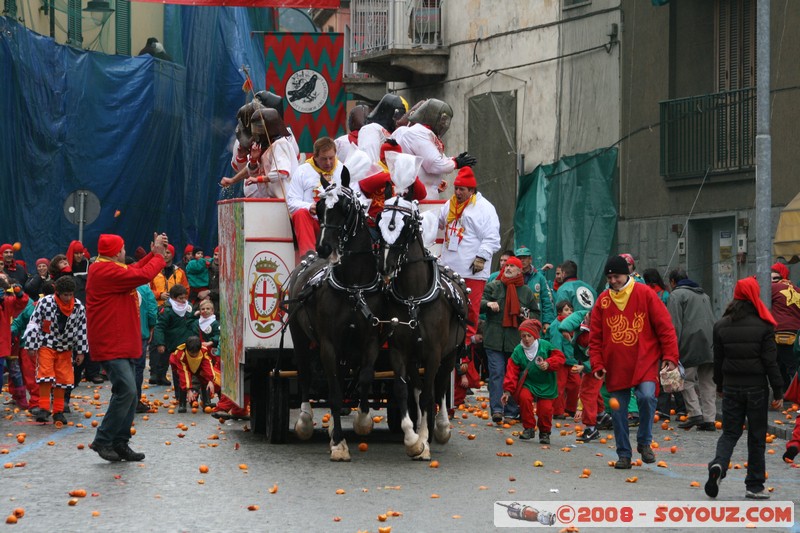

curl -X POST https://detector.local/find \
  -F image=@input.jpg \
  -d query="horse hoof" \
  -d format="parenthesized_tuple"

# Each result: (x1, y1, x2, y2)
(353, 413, 374, 436)
(433, 426, 451, 444)
(295, 418, 314, 441)
(405, 437, 425, 457)
(411, 441, 431, 461)
(330, 441, 351, 462)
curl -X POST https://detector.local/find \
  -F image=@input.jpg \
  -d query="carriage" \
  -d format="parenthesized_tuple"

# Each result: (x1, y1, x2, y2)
(216, 195, 459, 449)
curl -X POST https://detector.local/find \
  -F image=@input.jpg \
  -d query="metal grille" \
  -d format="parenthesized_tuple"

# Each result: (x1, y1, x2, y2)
(115, 0, 131, 55)
(3, 0, 17, 19)
(67, 0, 82, 47)
(659, 87, 755, 179)
(350, 0, 441, 57)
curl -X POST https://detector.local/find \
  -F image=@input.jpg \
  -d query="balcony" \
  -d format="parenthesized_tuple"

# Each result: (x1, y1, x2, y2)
(660, 88, 755, 180)
(348, 0, 449, 83)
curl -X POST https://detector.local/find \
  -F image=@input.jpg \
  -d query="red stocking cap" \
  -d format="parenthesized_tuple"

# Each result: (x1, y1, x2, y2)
(771, 262, 789, 281)
(453, 167, 477, 189)
(733, 276, 777, 326)
(518, 319, 542, 339)
(97, 234, 124, 257)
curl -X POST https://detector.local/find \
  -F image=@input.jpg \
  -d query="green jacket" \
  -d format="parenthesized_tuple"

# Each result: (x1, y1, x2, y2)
(555, 279, 597, 312)
(506, 339, 564, 399)
(557, 310, 591, 371)
(480, 280, 538, 353)
(523, 268, 555, 325)
(153, 306, 197, 353)
(10, 300, 35, 349)
(548, 317, 578, 366)
(185, 258, 211, 288)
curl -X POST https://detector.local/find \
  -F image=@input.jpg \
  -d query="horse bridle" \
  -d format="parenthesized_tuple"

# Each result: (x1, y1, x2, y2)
(318, 184, 364, 259)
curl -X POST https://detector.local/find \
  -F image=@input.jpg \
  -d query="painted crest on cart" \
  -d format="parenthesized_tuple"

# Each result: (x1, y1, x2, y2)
(286, 69, 328, 114)
(248, 251, 289, 338)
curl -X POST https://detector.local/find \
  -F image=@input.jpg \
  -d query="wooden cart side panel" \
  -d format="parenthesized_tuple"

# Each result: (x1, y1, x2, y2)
(219, 201, 245, 405)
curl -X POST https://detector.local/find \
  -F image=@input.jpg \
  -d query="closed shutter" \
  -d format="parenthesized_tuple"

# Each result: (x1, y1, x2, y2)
(716, 0, 756, 92)
(4, 0, 17, 19)
(116, 0, 131, 55)
(67, 0, 82, 47)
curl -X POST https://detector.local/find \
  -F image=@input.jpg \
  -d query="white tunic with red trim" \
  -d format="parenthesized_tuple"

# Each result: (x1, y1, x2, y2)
(286, 159, 344, 216)
(437, 192, 500, 281)
(397, 123, 456, 198)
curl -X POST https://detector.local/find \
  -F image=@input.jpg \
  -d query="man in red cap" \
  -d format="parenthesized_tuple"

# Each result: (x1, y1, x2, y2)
(1, 244, 28, 285)
(770, 262, 800, 389)
(439, 166, 501, 407)
(86, 232, 168, 462)
(148, 244, 189, 386)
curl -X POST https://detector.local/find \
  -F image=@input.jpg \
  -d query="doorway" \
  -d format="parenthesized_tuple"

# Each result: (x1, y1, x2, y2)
(687, 216, 737, 319)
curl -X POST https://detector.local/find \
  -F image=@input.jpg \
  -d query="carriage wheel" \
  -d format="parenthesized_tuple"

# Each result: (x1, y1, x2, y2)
(266, 375, 289, 444)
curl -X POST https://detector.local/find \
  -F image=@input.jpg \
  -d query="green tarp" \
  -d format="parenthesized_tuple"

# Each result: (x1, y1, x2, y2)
(514, 147, 618, 292)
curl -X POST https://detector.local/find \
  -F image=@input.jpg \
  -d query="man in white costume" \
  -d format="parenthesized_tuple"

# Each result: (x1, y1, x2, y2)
(438, 166, 500, 358)
(398, 98, 476, 199)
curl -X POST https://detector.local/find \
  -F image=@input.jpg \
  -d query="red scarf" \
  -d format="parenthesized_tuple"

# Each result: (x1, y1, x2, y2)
(499, 270, 523, 328)
(733, 276, 777, 326)
(55, 294, 75, 316)
(348, 130, 359, 145)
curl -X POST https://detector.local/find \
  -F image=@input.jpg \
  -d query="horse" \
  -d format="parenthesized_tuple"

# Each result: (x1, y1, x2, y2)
(377, 193, 470, 460)
(282, 170, 384, 461)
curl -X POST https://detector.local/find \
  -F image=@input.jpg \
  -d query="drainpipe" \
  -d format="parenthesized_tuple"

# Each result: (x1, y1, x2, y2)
(755, 0, 771, 306)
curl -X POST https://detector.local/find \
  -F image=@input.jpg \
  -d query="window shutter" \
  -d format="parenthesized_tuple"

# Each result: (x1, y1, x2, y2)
(67, 0, 82, 47)
(116, 0, 131, 55)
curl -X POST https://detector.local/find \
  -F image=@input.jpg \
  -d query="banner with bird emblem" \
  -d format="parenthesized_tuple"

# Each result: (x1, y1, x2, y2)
(264, 32, 345, 152)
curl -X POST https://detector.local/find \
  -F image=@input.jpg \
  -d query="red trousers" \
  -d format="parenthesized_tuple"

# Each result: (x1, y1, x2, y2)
(788, 415, 800, 451)
(579, 372, 605, 426)
(452, 279, 486, 407)
(18, 348, 39, 407)
(553, 365, 580, 415)
(515, 387, 554, 433)
(292, 210, 320, 256)
(453, 355, 481, 408)
(464, 278, 485, 345)
(214, 393, 250, 417)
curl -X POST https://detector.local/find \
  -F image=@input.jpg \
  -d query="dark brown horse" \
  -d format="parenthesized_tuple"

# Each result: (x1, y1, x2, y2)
(377, 194, 469, 459)
(282, 172, 384, 461)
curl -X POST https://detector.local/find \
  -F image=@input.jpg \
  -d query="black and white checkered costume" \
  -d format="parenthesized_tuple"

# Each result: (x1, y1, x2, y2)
(27, 295, 89, 354)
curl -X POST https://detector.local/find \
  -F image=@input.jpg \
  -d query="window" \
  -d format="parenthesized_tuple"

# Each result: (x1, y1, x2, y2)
(716, 0, 756, 91)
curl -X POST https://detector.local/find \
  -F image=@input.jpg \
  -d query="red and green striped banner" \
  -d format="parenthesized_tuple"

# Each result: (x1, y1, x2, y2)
(264, 32, 345, 153)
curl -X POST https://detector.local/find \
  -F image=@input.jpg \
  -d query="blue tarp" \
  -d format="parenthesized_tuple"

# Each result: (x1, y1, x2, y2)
(0, 11, 268, 264)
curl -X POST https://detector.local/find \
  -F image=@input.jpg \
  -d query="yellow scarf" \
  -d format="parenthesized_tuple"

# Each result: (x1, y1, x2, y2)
(609, 276, 635, 311)
(306, 156, 338, 180)
(95, 256, 128, 268)
(183, 346, 204, 374)
(446, 194, 476, 225)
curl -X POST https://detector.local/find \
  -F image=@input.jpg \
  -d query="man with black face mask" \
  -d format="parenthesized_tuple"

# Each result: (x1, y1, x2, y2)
(220, 108, 298, 198)
(397, 98, 476, 199)
(358, 93, 408, 164)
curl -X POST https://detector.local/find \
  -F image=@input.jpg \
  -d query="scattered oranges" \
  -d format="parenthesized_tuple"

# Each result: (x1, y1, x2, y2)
(429, 460, 440, 468)
(12, 509, 23, 518)
(335, 489, 346, 495)
(609, 398, 620, 411)
(358, 443, 368, 452)
(670, 446, 677, 454)
(268, 484, 278, 494)
(247, 505, 259, 511)
(69, 489, 87, 497)
(199, 465, 209, 474)
(505, 438, 514, 446)
(6, 515, 17, 524)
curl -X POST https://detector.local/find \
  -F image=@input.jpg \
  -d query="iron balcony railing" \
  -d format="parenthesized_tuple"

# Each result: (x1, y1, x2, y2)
(350, 0, 442, 58)
(659, 87, 755, 179)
